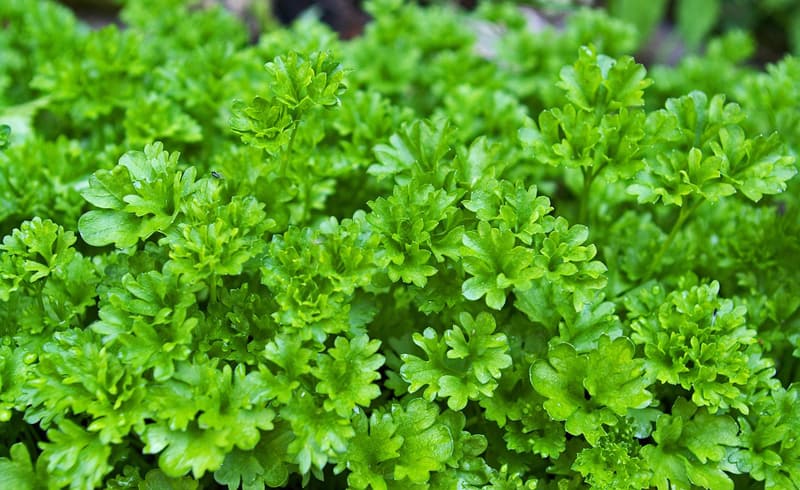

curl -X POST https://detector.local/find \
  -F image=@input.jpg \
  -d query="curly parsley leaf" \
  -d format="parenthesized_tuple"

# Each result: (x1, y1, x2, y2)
(531, 336, 652, 445)
(461, 222, 539, 310)
(629, 91, 795, 206)
(730, 386, 800, 489)
(401, 312, 511, 410)
(336, 410, 403, 490)
(0, 218, 98, 335)
(230, 51, 346, 153)
(39, 418, 113, 489)
(0, 443, 41, 490)
(78, 142, 196, 248)
(642, 397, 740, 490)
(367, 181, 461, 287)
(313, 335, 385, 416)
(631, 281, 772, 413)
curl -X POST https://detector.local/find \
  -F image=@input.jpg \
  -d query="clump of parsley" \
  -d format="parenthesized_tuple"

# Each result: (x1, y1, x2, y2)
(1, 0, 798, 488)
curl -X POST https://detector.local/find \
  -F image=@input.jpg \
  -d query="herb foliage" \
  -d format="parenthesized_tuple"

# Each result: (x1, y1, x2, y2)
(0, 0, 799, 488)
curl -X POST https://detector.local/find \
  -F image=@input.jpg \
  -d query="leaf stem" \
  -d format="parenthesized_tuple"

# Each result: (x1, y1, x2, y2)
(578, 167, 593, 225)
(23, 422, 43, 447)
(281, 123, 299, 176)
(209, 272, 218, 304)
(647, 198, 703, 278)
(302, 177, 312, 224)
(578, 162, 607, 226)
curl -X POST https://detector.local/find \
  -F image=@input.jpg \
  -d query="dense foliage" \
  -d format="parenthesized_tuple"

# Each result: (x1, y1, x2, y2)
(1, 0, 799, 488)
(605, 0, 800, 57)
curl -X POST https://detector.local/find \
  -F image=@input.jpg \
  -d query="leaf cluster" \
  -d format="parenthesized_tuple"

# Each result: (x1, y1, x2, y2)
(1, 1, 798, 489)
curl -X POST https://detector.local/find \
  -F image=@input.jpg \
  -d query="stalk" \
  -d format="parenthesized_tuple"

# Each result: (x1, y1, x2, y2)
(646, 198, 703, 278)
(578, 161, 607, 226)
(209, 272, 218, 304)
(578, 167, 593, 225)
(280, 123, 299, 176)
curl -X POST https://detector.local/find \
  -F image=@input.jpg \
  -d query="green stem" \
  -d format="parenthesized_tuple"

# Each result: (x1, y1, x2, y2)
(646, 198, 703, 278)
(280, 123, 299, 176)
(209, 272, 217, 304)
(578, 167, 593, 225)
(0, 96, 51, 118)
(302, 177, 313, 224)
(23, 421, 42, 446)
(578, 162, 608, 226)
(593, 160, 609, 179)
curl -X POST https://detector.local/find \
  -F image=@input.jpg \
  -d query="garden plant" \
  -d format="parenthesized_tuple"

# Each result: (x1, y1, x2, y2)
(0, 0, 799, 488)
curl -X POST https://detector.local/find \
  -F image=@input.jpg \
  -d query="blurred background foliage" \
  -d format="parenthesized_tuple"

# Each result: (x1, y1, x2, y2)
(59, 0, 800, 65)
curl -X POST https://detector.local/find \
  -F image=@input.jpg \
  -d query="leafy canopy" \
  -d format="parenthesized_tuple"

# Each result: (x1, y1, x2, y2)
(0, 0, 798, 488)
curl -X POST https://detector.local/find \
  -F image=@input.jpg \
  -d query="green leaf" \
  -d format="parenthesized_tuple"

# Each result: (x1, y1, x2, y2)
(558, 296, 624, 352)
(213, 449, 268, 490)
(143, 362, 276, 478)
(642, 398, 739, 490)
(40, 418, 113, 489)
(631, 281, 765, 413)
(522, 105, 600, 171)
(80, 165, 133, 210)
(712, 127, 797, 201)
(572, 424, 652, 489)
(0, 443, 37, 490)
(461, 222, 539, 310)
(142, 423, 230, 479)
(214, 427, 294, 489)
(230, 51, 346, 153)
(531, 336, 651, 445)
(583, 337, 652, 415)
(78, 142, 196, 248)
(558, 48, 602, 112)
(124, 93, 202, 146)
(313, 334, 385, 416)
(487, 464, 538, 489)
(336, 411, 403, 490)
(608, 0, 668, 46)
(263, 332, 314, 403)
(21, 328, 150, 444)
(463, 180, 553, 246)
(445, 312, 511, 384)
(730, 387, 800, 489)
(30, 25, 146, 121)
(532, 217, 607, 309)
(281, 390, 354, 474)
(628, 91, 783, 208)
(140, 469, 200, 490)
(0, 125, 10, 150)
(628, 147, 735, 206)
(267, 51, 346, 111)
(392, 398, 454, 483)
(0, 218, 98, 333)
(401, 313, 511, 410)
(677, 0, 721, 48)
(369, 118, 456, 187)
(3, 2, 800, 487)
(557, 45, 652, 111)
(78, 209, 143, 249)
(400, 327, 451, 404)
(479, 334, 568, 459)
(261, 217, 375, 330)
(229, 97, 293, 153)
(1, 217, 77, 292)
(367, 181, 460, 287)
(164, 195, 271, 297)
(91, 269, 199, 382)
